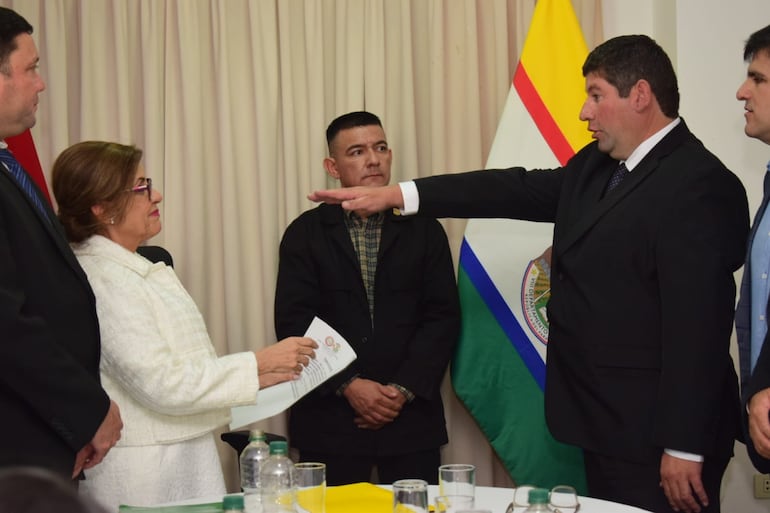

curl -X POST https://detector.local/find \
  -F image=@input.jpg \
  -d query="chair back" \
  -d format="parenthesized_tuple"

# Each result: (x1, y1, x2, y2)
(137, 245, 174, 267)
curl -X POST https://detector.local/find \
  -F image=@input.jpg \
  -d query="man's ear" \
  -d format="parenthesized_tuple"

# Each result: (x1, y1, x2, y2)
(632, 79, 653, 111)
(323, 157, 340, 180)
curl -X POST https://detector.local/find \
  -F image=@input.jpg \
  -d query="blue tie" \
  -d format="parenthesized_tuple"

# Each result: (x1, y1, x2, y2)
(0, 147, 51, 223)
(605, 162, 629, 194)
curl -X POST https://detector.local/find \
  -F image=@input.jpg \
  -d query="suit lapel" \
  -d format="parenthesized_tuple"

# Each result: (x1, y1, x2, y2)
(319, 204, 359, 269)
(556, 121, 692, 257)
(319, 204, 370, 304)
(0, 170, 94, 296)
(379, 209, 405, 259)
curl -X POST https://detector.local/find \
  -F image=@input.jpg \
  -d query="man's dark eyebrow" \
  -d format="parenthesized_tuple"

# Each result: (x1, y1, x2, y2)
(344, 143, 365, 153)
(344, 140, 388, 153)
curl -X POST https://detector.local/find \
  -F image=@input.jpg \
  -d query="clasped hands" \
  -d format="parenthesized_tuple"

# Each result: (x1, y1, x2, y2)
(343, 377, 407, 430)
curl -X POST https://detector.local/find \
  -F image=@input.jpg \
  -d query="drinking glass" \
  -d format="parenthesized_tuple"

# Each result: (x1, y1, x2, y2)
(295, 462, 326, 513)
(505, 484, 580, 513)
(438, 464, 476, 500)
(392, 479, 429, 513)
(435, 494, 474, 513)
(549, 485, 580, 512)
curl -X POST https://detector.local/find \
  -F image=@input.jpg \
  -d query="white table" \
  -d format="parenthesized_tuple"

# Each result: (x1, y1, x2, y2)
(163, 484, 652, 513)
(446, 485, 652, 513)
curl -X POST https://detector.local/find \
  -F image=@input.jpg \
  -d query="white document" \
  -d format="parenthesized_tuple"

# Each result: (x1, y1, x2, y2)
(229, 316, 357, 429)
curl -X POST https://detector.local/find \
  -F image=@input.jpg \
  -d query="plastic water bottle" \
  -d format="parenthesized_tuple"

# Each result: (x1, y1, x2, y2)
(240, 430, 270, 513)
(260, 440, 296, 513)
(523, 488, 551, 512)
(223, 494, 245, 513)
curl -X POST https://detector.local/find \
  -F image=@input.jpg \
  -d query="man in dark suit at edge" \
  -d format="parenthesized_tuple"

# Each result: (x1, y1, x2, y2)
(275, 111, 460, 485)
(310, 36, 749, 513)
(0, 6, 122, 480)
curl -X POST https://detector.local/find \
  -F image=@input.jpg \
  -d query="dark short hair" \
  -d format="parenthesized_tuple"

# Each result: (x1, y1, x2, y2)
(325, 111, 383, 151)
(52, 141, 144, 243)
(0, 7, 32, 76)
(0, 466, 108, 513)
(582, 34, 679, 118)
(744, 25, 770, 62)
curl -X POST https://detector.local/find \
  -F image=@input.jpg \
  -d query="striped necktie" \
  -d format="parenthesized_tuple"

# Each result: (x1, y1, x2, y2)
(0, 148, 51, 223)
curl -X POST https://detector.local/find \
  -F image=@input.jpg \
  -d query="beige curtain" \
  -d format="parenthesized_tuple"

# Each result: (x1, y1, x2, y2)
(3, 0, 602, 491)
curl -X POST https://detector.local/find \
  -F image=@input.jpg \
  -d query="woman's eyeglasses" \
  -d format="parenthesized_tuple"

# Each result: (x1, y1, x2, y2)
(127, 177, 152, 199)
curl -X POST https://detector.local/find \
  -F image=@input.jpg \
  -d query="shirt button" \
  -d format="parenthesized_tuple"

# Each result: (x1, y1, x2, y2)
(761, 315, 766, 321)
(763, 273, 768, 279)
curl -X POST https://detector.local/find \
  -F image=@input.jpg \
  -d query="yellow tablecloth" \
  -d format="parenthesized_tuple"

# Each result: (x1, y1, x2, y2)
(326, 482, 392, 513)
(119, 482, 393, 513)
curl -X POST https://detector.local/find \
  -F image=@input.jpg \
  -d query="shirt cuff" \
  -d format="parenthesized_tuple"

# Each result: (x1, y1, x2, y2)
(664, 448, 704, 462)
(388, 382, 415, 402)
(336, 374, 360, 396)
(398, 181, 419, 215)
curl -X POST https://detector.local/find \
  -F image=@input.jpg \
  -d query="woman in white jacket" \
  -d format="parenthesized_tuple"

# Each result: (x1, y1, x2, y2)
(51, 141, 317, 512)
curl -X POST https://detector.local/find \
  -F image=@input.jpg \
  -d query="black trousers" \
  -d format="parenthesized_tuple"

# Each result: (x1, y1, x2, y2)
(583, 450, 729, 513)
(298, 448, 441, 486)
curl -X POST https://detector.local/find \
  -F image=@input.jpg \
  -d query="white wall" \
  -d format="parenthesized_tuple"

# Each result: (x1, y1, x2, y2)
(602, 1, 770, 511)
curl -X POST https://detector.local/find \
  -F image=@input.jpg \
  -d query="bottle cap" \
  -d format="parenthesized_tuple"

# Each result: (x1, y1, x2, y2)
(528, 488, 549, 504)
(248, 429, 265, 442)
(222, 494, 244, 510)
(269, 440, 288, 455)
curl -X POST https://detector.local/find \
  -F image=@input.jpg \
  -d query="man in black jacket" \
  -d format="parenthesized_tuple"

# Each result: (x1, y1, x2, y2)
(275, 111, 460, 485)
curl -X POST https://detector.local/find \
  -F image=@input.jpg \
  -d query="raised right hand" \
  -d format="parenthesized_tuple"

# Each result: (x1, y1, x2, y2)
(308, 184, 404, 217)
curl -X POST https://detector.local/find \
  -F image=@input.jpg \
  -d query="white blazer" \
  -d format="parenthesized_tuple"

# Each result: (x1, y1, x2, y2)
(74, 235, 260, 445)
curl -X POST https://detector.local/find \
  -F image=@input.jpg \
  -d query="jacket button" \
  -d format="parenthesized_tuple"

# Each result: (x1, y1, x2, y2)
(361, 337, 368, 343)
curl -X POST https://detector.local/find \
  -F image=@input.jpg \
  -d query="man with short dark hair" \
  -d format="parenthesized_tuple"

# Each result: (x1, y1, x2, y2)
(735, 23, 770, 475)
(311, 37, 749, 513)
(0, 6, 122, 480)
(275, 111, 460, 485)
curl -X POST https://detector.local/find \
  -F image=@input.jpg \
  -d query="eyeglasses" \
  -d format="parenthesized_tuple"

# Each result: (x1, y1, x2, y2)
(127, 177, 152, 199)
(505, 485, 580, 513)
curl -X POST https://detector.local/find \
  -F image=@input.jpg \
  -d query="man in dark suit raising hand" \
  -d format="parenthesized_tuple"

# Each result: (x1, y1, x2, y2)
(311, 36, 749, 513)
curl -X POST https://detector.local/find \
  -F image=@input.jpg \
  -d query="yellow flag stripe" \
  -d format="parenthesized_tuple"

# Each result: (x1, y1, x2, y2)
(520, 0, 592, 154)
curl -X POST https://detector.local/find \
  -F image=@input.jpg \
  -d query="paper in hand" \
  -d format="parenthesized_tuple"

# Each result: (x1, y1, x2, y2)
(229, 316, 356, 429)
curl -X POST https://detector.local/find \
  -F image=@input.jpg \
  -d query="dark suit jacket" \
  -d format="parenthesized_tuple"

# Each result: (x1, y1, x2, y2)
(0, 164, 109, 477)
(416, 121, 749, 464)
(274, 204, 460, 456)
(735, 167, 770, 473)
